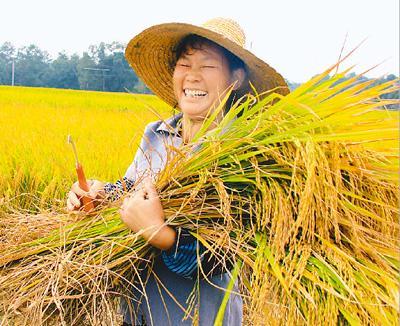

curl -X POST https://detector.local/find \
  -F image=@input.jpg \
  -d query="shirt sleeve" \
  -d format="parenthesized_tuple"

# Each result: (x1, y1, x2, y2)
(104, 123, 157, 201)
(161, 228, 232, 279)
(103, 177, 135, 201)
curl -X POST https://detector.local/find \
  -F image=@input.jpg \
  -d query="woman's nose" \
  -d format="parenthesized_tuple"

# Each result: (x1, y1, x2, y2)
(185, 67, 202, 82)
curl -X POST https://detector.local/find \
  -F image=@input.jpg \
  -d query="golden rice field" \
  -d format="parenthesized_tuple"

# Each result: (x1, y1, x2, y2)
(0, 86, 171, 212)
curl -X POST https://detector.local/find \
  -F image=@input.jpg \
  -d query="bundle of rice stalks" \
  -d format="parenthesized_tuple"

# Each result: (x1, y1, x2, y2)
(0, 64, 398, 325)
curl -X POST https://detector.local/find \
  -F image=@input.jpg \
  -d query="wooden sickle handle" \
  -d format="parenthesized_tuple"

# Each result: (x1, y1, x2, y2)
(76, 163, 94, 212)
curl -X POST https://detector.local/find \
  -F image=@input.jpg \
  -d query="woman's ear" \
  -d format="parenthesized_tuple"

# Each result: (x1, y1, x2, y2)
(231, 68, 246, 90)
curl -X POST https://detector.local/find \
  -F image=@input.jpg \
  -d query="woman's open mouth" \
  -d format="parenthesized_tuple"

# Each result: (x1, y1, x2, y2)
(184, 89, 208, 98)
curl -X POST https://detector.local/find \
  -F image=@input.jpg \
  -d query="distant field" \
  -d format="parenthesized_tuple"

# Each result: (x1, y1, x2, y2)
(0, 86, 172, 211)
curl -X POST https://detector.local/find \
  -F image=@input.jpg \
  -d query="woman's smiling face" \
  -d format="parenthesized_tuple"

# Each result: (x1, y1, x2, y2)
(173, 42, 234, 122)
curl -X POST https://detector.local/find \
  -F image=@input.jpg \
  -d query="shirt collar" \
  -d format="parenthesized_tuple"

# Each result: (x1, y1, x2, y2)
(156, 113, 183, 136)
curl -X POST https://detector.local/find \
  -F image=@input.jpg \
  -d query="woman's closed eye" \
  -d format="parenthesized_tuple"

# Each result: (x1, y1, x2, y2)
(176, 59, 190, 68)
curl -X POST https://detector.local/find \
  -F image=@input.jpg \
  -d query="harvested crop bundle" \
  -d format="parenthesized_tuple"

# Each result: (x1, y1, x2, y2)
(0, 66, 398, 325)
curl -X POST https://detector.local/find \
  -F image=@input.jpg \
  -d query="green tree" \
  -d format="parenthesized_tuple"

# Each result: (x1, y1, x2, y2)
(46, 52, 80, 89)
(0, 42, 16, 85)
(15, 44, 50, 87)
(84, 42, 139, 92)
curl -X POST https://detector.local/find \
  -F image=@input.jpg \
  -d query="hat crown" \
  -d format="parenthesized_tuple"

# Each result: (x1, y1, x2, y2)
(201, 18, 246, 48)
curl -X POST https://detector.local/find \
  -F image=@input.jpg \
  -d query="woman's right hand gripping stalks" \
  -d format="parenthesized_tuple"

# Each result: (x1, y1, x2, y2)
(66, 180, 106, 212)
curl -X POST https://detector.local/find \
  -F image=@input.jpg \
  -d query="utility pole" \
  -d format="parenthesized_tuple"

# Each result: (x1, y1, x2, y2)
(11, 58, 15, 86)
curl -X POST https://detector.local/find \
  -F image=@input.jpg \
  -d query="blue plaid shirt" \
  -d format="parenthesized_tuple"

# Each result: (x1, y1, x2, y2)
(104, 113, 201, 277)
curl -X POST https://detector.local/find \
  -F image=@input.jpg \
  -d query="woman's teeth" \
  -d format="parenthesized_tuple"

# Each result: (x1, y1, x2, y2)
(184, 89, 207, 97)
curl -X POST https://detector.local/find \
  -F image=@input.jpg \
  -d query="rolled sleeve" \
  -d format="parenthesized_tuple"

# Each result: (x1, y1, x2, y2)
(104, 177, 135, 201)
(161, 228, 205, 279)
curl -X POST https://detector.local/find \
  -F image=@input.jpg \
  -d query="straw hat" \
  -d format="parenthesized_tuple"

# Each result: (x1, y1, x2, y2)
(125, 17, 289, 107)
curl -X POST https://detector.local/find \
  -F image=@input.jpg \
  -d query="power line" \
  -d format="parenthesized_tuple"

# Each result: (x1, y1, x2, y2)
(83, 67, 110, 91)
(83, 67, 110, 72)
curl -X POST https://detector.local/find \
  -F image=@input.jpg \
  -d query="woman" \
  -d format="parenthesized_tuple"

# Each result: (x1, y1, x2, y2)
(67, 18, 289, 325)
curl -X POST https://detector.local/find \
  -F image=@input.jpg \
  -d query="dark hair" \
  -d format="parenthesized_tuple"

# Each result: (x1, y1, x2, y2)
(172, 34, 248, 111)
(173, 34, 246, 73)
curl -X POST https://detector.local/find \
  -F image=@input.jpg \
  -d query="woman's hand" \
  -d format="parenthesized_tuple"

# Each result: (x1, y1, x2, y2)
(66, 179, 106, 211)
(119, 178, 176, 250)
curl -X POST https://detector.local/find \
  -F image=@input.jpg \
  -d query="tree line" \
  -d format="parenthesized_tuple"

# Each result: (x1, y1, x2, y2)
(0, 41, 150, 93)
(0, 41, 316, 93)
(0, 41, 398, 106)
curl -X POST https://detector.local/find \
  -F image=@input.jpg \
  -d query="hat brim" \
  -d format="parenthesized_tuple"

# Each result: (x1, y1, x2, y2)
(125, 22, 289, 108)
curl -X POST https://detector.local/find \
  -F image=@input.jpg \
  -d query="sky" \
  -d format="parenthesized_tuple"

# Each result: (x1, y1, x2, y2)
(1, 0, 398, 82)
